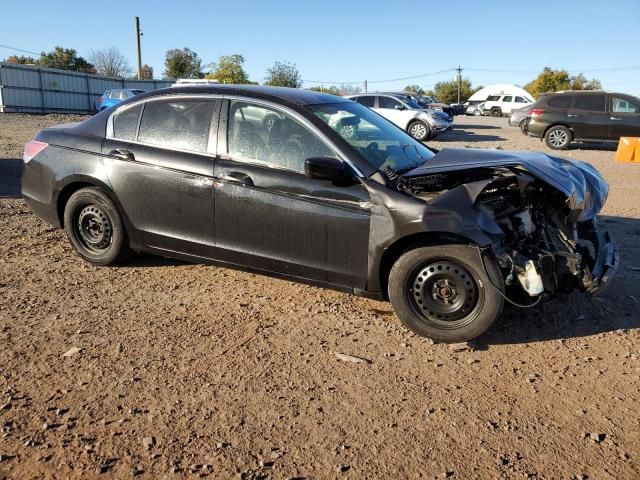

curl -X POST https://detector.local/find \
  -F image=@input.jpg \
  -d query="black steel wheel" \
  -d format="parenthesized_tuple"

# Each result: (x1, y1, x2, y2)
(388, 245, 504, 342)
(409, 260, 479, 327)
(63, 187, 130, 265)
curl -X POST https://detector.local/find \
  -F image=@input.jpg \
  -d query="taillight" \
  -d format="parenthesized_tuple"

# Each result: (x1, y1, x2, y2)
(528, 109, 544, 117)
(23, 140, 48, 163)
(100, 95, 105, 103)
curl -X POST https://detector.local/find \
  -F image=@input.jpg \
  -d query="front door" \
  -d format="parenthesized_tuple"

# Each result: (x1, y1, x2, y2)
(103, 97, 221, 256)
(374, 96, 409, 129)
(212, 99, 371, 289)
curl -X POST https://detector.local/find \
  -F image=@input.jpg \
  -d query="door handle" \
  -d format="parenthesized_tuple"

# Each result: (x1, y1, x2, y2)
(220, 171, 254, 187)
(610, 116, 622, 121)
(567, 114, 578, 118)
(108, 148, 134, 161)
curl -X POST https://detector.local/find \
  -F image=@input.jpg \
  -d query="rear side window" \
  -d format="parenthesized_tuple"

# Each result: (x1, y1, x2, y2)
(573, 94, 605, 112)
(113, 104, 142, 141)
(612, 97, 639, 113)
(137, 99, 217, 153)
(547, 95, 573, 108)
(486, 95, 501, 101)
(355, 96, 375, 107)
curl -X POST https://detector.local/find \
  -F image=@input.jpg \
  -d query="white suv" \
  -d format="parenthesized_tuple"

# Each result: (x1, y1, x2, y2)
(483, 94, 532, 117)
(347, 94, 450, 140)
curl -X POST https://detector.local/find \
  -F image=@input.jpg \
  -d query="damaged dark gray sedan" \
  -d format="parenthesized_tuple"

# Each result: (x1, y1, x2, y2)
(21, 85, 618, 342)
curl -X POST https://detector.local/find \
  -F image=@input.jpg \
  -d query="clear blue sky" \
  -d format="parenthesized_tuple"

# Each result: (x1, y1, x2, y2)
(2, 0, 639, 96)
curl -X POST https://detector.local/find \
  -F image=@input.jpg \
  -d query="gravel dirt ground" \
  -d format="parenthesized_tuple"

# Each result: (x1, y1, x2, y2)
(1, 114, 639, 480)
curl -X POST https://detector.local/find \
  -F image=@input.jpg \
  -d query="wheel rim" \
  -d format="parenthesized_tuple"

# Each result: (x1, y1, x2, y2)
(339, 125, 355, 138)
(409, 123, 427, 139)
(408, 260, 481, 328)
(74, 204, 113, 253)
(264, 117, 275, 132)
(548, 129, 568, 147)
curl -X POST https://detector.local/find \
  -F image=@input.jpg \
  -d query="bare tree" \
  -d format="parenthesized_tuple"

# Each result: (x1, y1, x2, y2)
(141, 64, 154, 79)
(89, 47, 131, 78)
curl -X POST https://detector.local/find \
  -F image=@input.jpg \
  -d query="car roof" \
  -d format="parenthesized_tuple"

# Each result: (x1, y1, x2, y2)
(137, 84, 350, 106)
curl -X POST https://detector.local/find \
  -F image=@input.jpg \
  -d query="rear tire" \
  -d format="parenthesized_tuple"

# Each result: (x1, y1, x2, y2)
(63, 187, 130, 265)
(388, 245, 504, 343)
(544, 125, 572, 150)
(407, 120, 430, 141)
(490, 108, 502, 117)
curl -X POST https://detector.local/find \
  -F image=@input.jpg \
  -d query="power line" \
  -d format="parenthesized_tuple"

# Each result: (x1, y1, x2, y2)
(302, 68, 456, 85)
(0, 44, 41, 56)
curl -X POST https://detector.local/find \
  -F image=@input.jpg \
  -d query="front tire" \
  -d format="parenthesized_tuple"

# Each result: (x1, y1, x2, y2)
(407, 120, 430, 141)
(544, 125, 572, 150)
(63, 187, 130, 265)
(388, 245, 504, 343)
(473, 109, 482, 116)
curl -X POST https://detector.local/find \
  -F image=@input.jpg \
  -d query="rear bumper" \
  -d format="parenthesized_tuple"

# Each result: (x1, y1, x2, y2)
(24, 195, 61, 228)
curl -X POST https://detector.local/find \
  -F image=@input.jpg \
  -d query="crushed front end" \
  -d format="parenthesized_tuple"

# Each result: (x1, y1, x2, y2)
(399, 149, 619, 300)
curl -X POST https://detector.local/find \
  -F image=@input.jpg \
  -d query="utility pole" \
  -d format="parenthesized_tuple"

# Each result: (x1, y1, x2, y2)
(364, 80, 367, 93)
(456, 65, 462, 103)
(135, 16, 142, 80)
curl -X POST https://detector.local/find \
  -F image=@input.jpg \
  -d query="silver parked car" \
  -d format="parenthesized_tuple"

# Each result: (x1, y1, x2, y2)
(509, 104, 531, 131)
(465, 100, 484, 116)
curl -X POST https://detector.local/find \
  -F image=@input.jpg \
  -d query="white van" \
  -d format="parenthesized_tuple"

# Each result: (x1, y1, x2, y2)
(483, 94, 532, 117)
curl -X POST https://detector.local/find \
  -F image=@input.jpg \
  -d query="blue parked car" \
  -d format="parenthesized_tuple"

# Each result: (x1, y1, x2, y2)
(97, 89, 145, 111)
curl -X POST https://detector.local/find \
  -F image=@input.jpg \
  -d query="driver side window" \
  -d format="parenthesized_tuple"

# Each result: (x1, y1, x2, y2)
(378, 96, 401, 109)
(227, 101, 336, 172)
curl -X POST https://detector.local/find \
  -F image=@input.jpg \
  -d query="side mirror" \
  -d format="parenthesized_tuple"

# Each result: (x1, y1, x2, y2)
(304, 157, 346, 180)
(394, 104, 406, 110)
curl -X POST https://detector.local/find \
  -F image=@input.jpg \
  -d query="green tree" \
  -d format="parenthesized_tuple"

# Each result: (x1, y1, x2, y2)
(308, 85, 342, 95)
(38, 47, 95, 73)
(264, 61, 302, 88)
(141, 64, 154, 80)
(570, 73, 602, 91)
(3, 54, 37, 64)
(205, 54, 251, 84)
(403, 85, 425, 95)
(432, 78, 481, 104)
(164, 48, 203, 79)
(523, 67, 601, 97)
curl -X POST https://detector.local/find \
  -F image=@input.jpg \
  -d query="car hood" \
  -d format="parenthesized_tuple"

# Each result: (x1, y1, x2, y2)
(402, 147, 608, 221)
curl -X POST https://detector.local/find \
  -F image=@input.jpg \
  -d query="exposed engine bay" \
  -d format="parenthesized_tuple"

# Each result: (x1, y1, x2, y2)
(389, 152, 618, 300)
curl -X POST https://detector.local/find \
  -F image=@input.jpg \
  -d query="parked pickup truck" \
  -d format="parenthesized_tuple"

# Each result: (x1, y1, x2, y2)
(483, 94, 532, 117)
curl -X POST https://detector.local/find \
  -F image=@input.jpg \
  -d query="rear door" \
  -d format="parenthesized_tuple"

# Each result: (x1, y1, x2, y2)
(103, 96, 221, 256)
(212, 99, 371, 288)
(567, 94, 609, 139)
(609, 95, 640, 139)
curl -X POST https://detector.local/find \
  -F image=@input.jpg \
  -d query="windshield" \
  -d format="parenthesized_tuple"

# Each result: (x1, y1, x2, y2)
(308, 102, 435, 172)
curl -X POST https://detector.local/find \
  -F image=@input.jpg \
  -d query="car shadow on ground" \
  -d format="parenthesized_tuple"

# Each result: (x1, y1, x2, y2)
(477, 215, 639, 346)
(452, 120, 501, 130)
(569, 142, 617, 152)
(121, 254, 190, 268)
(434, 128, 507, 143)
(0, 159, 23, 199)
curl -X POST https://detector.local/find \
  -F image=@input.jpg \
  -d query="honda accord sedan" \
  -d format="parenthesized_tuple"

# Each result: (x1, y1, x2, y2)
(21, 85, 618, 342)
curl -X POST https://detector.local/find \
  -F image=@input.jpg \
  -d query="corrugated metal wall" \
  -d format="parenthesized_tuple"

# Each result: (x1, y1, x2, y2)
(0, 63, 173, 113)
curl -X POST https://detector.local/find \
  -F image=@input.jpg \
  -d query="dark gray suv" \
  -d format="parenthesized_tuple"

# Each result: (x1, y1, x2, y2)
(524, 91, 640, 149)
